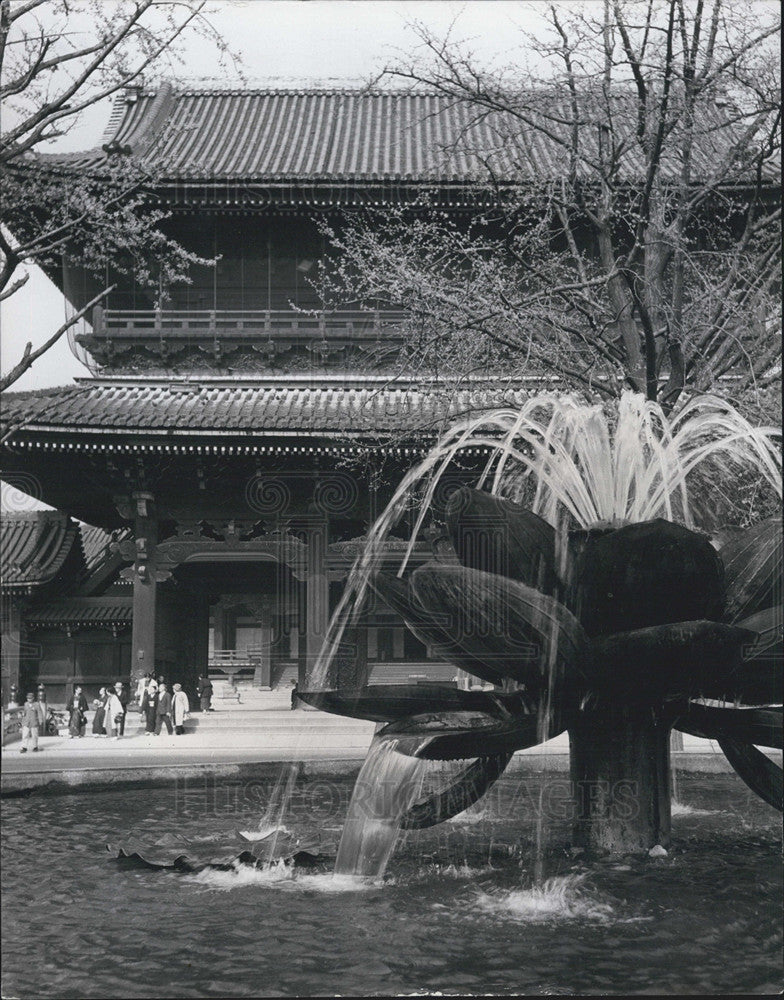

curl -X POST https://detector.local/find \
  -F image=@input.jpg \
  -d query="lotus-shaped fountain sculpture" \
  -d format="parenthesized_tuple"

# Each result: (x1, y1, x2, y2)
(300, 393, 782, 855)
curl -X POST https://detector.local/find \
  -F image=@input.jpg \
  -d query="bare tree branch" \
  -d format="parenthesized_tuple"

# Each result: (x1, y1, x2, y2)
(1, 284, 114, 391)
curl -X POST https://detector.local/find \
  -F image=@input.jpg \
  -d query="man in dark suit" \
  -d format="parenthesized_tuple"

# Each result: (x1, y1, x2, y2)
(155, 683, 173, 735)
(113, 681, 129, 735)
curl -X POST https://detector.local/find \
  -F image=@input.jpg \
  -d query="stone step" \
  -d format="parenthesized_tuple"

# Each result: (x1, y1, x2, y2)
(215, 696, 296, 711)
(208, 683, 297, 708)
(142, 709, 373, 731)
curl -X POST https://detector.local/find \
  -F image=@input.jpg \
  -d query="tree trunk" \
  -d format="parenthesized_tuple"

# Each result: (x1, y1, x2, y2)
(569, 702, 672, 854)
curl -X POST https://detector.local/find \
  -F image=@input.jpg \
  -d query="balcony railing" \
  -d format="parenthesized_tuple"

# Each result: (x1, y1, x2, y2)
(90, 306, 408, 341)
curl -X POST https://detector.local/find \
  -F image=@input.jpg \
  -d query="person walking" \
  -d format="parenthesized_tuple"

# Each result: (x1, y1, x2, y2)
(197, 675, 213, 713)
(104, 687, 124, 740)
(19, 691, 45, 753)
(140, 677, 158, 734)
(113, 681, 129, 735)
(91, 687, 108, 737)
(154, 683, 173, 735)
(171, 683, 190, 735)
(67, 686, 88, 739)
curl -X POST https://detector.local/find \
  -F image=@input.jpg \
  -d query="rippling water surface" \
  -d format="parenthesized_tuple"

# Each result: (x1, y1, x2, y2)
(2, 772, 781, 997)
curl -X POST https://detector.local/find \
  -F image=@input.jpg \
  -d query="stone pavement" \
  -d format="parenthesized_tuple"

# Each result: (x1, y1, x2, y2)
(1, 707, 373, 793)
(2, 705, 756, 796)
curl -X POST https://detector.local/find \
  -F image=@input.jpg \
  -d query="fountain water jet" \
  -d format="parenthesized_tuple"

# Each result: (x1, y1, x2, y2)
(300, 392, 782, 870)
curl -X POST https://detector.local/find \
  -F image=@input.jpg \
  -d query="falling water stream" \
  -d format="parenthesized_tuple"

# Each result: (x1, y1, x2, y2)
(334, 739, 430, 876)
(236, 761, 302, 872)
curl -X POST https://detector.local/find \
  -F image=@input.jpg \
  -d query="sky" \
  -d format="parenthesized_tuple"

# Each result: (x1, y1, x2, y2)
(0, 0, 547, 393)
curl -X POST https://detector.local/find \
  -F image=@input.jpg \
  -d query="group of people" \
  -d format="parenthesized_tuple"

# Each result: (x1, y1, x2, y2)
(17, 687, 74, 752)
(15, 673, 211, 753)
(85, 682, 129, 739)
(138, 674, 191, 735)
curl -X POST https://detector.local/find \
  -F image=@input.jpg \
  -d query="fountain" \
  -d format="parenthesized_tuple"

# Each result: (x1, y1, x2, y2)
(3, 391, 781, 997)
(300, 392, 782, 864)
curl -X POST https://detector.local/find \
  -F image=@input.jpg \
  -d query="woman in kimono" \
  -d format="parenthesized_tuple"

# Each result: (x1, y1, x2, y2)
(91, 687, 108, 737)
(171, 683, 190, 735)
(197, 675, 213, 712)
(140, 678, 158, 733)
(67, 686, 89, 738)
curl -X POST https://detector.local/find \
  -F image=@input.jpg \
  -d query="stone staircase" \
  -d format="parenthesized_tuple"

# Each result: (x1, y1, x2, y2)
(192, 673, 376, 755)
(184, 703, 376, 757)
(209, 677, 297, 712)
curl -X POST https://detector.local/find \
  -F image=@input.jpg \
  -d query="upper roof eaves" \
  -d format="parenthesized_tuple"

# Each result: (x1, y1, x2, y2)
(33, 83, 780, 192)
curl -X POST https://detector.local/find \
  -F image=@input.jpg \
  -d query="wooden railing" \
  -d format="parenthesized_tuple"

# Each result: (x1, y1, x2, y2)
(209, 649, 263, 665)
(208, 649, 263, 686)
(91, 307, 408, 341)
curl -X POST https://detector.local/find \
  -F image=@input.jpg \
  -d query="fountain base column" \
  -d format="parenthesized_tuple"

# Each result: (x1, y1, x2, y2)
(569, 703, 672, 854)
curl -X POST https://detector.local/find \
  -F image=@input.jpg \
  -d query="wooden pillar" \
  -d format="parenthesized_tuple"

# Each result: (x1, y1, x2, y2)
(1, 597, 23, 707)
(224, 607, 237, 651)
(129, 493, 158, 690)
(212, 602, 225, 653)
(336, 623, 368, 688)
(177, 591, 209, 705)
(303, 520, 329, 688)
(194, 594, 210, 686)
(253, 606, 273, 689)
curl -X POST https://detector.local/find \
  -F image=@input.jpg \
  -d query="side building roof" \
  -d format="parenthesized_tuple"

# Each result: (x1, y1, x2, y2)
(25, 597, 133, 630)
(0, 512, 124, 596)
(1, 512, 83, 594)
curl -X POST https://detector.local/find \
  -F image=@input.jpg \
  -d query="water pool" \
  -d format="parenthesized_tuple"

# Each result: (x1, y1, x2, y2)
(2, 771, 781, 997)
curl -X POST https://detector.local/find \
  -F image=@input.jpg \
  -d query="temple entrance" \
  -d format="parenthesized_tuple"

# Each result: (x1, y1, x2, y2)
(207, 592, 300, 690)
(172, 558, 301, 692)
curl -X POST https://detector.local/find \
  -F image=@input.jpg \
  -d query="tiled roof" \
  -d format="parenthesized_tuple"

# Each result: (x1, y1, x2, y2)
(42, 85, 776, 191)
(0, 512, 82, 592)
(79, 523, 125, 573)
(25, 597, 133, 627)
(1, 379, 527, 440)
